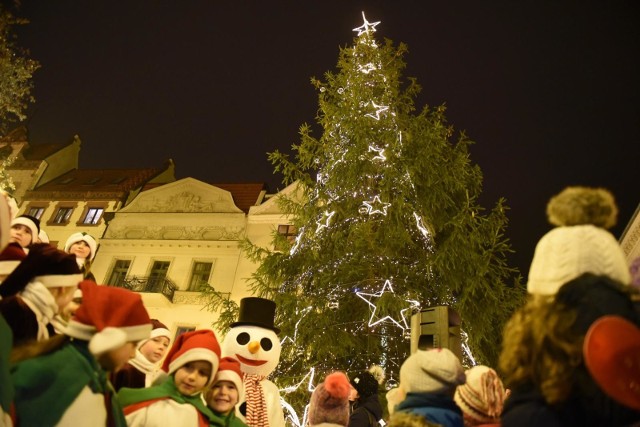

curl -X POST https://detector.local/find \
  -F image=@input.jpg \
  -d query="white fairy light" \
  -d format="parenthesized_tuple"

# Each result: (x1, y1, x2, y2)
(289, 226, 304, 255)
(413, 212, 431, 238)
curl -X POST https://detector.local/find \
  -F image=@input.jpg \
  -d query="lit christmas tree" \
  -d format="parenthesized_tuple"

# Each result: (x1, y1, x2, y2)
(207, 13, 524, 424)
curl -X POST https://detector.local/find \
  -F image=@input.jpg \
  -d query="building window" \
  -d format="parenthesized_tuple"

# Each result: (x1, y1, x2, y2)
(275, 224, 298, 251)
(148, 261, 170, 292)
(175, 326, 196, 340)
(52, 207, 74, 224)
(107, 260, 131, 287)
(27, 207, 45, 220)
(188, 261, 213, 291)
(82, 208, 104, 225)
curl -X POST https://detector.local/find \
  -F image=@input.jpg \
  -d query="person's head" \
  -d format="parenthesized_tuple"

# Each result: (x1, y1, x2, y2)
(0, 242, 26, 283)
(138, 319, 171, 364)
(0, 243, 82, 307)
(399, 348, 465, 397)
(205, 357, 243, 416)
(453, 365, 508, 425)
(500, 273, 639, 406)
(162, 329, 221, 396)
(60, 287, 82, 321)
(309, 372, 351, 427)
(64, 281, 152, 371)
(64, 232, 97, 262)
(527, 186, 631, 296)
(10, 215, 39, 248)
(349, 370, 379, 401)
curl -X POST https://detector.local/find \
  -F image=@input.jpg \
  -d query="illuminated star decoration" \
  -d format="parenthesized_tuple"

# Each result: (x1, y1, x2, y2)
(358, 63, 377, 74)
(289, 226, 304, 255)
(280, 367, 315, 427)
(356, 280, 421, 329)
(352, 12, 381, 36)
(362, 195, 391, 215)
(365, 101, 389, 120)
(368, 144, 386, 161)
(316, 210, 335, 232)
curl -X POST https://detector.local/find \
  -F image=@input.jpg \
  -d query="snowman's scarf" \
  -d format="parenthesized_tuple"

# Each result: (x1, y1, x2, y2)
(244, 373, 268, 427)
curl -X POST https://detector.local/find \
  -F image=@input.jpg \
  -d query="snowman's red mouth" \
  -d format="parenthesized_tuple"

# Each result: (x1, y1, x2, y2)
(236, 354, 267, 366)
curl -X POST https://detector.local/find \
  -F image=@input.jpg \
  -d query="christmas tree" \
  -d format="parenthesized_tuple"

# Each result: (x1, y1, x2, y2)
(208, 13, 524, 424)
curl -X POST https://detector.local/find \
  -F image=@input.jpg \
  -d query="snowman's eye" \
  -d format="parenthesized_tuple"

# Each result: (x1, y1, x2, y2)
(260, 338, 273, 351)
(236, 332, 250, 345)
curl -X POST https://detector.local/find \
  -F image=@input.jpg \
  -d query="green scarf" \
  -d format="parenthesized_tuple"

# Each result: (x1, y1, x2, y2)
(118, 375, 227, 426)
(11, 340, 127, 427)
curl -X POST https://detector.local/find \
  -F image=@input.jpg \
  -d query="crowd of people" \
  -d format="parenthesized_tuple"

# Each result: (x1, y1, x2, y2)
(0, 184, 638, 427)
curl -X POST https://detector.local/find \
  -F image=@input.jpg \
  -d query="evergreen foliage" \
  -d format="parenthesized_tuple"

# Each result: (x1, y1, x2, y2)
(208, 14, 524, 422)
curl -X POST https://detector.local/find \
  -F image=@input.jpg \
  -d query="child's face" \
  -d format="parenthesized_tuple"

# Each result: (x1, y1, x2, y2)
(69, 241, 91, 259)
(139, 336, 170, 363)
(174, 361, 212, 396)
(206, 380, 239, 416)
(98, 342, 136, 372)
(10, 224, 32, 247)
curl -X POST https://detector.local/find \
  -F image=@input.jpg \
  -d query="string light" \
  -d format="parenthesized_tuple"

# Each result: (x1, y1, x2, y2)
(356, 280, 421, 329)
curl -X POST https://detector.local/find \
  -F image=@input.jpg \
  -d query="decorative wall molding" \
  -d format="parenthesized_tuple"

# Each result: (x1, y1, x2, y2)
(172, 291, 206, 305)
(104, 224, 244, 240)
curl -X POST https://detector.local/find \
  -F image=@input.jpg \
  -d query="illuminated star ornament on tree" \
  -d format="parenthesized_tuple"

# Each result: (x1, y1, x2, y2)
(212, 10, 524, 424)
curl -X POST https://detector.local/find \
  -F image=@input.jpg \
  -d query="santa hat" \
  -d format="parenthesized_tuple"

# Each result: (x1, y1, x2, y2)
(0, 243, 82, 298)
(11, 215, 40, 244)
(0, 242, 26, 276)
(454, 365, 508, 423)
(162, 329, 221, 388)
(309, 372, 351, 427)
(528, 186, 631, 295)
(64, 280, 152, 355)
(584, 315, 640, 411)
(137, 319, 171, 349)
(214, 357, 244, 396)
(64, 232, 98, 260)
(400, 348, 465, 394)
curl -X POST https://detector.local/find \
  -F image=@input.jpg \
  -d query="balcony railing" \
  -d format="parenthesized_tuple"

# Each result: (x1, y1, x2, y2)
(116, 275, 178, 302)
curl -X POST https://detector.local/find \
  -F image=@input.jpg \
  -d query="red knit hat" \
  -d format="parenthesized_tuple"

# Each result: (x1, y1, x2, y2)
(584, 315, 640, 411)
(162, 329, 221, 387)
(309, 372, 351, 426)
(65, 280, 152, 355)
(214, 357, 243, 395)
(0, 242, 26, 276)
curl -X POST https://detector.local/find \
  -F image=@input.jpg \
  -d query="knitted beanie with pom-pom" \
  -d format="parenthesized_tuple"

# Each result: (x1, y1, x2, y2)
(309, 372, 351, 427)
(528, 186, 631, 296)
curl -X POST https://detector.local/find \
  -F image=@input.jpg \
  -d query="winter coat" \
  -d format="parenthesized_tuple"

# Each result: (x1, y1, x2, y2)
(349, 393, 383, 427)
(118, 375, 226, 427)
(0, 281, 58, 346)
(396, 392, 463, 427)
(11, 339, 126, 427)
(501, 383, 640, 427)
(111, 350, 162, 391)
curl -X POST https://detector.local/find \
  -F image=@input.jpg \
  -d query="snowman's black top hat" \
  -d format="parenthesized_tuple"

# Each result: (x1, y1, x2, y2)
(231, 297, 280, 334)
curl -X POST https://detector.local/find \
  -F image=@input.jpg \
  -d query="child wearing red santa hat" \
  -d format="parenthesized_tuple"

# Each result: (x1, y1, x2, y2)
(10, 280, 152, 427)
(118, 329, 226, 427)
(205, 357, 247, 427)
(112, 318, 172, 390)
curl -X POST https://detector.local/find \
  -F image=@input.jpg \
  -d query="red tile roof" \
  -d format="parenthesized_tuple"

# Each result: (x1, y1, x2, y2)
(213, 183, 267, 213)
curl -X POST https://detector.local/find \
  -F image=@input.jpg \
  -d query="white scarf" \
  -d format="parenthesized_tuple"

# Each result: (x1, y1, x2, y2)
(128, 350, 162, 387)
(19, 281, 57, 341)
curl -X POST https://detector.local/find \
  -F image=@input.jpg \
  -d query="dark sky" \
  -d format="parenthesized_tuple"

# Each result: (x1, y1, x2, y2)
(13, 1, 640, 280)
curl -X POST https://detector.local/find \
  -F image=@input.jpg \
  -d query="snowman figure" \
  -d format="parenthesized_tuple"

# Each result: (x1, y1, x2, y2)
(222, 297, 285, 427)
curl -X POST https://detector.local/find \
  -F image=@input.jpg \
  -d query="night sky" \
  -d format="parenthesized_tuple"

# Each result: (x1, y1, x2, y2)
(13, 1, 640, 280)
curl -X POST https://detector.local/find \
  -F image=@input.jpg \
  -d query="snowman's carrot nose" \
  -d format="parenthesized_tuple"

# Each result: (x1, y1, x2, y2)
(248, 341, 261, 354)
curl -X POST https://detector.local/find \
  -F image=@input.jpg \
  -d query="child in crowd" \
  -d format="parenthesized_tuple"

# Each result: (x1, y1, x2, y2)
(349, 369, 383, 427)
(10, 280, 152, 426)
(396, 348, 466, 427)
(453, 365, 507, 427)
(118, 329, 225, 427)
(307, 371, 351, 427)
(205, 356, 247, 427)
(0, 242, 26, 284)
(112, 318, 172, 390)
(64, 231, 98, 281)
(9, 214, 39, 251)
(0, 244, 82, 346)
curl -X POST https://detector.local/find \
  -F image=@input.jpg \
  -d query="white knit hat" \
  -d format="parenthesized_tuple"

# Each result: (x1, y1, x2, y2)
(528, 225, 631, 295)
(11, 215, 39, 245)
(399, 348, 465, 394)
(527, 186, 630, 296)
(64, 232, 98, 260)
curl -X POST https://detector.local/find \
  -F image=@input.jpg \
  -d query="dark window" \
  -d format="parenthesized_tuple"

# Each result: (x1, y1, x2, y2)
(275, 224, 298, 251)
(175, 326, 195, 340)
(52, 207, 74, 224)
(188, 262, 213, 291)
(107, 260, 131, 287)
(148, 261, 170, 292)
(82, 208, 104, 224)
(27, 207, 45, 220)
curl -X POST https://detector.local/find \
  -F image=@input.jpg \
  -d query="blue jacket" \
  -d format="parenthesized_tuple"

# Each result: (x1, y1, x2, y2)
(396, 392, 463, 427)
